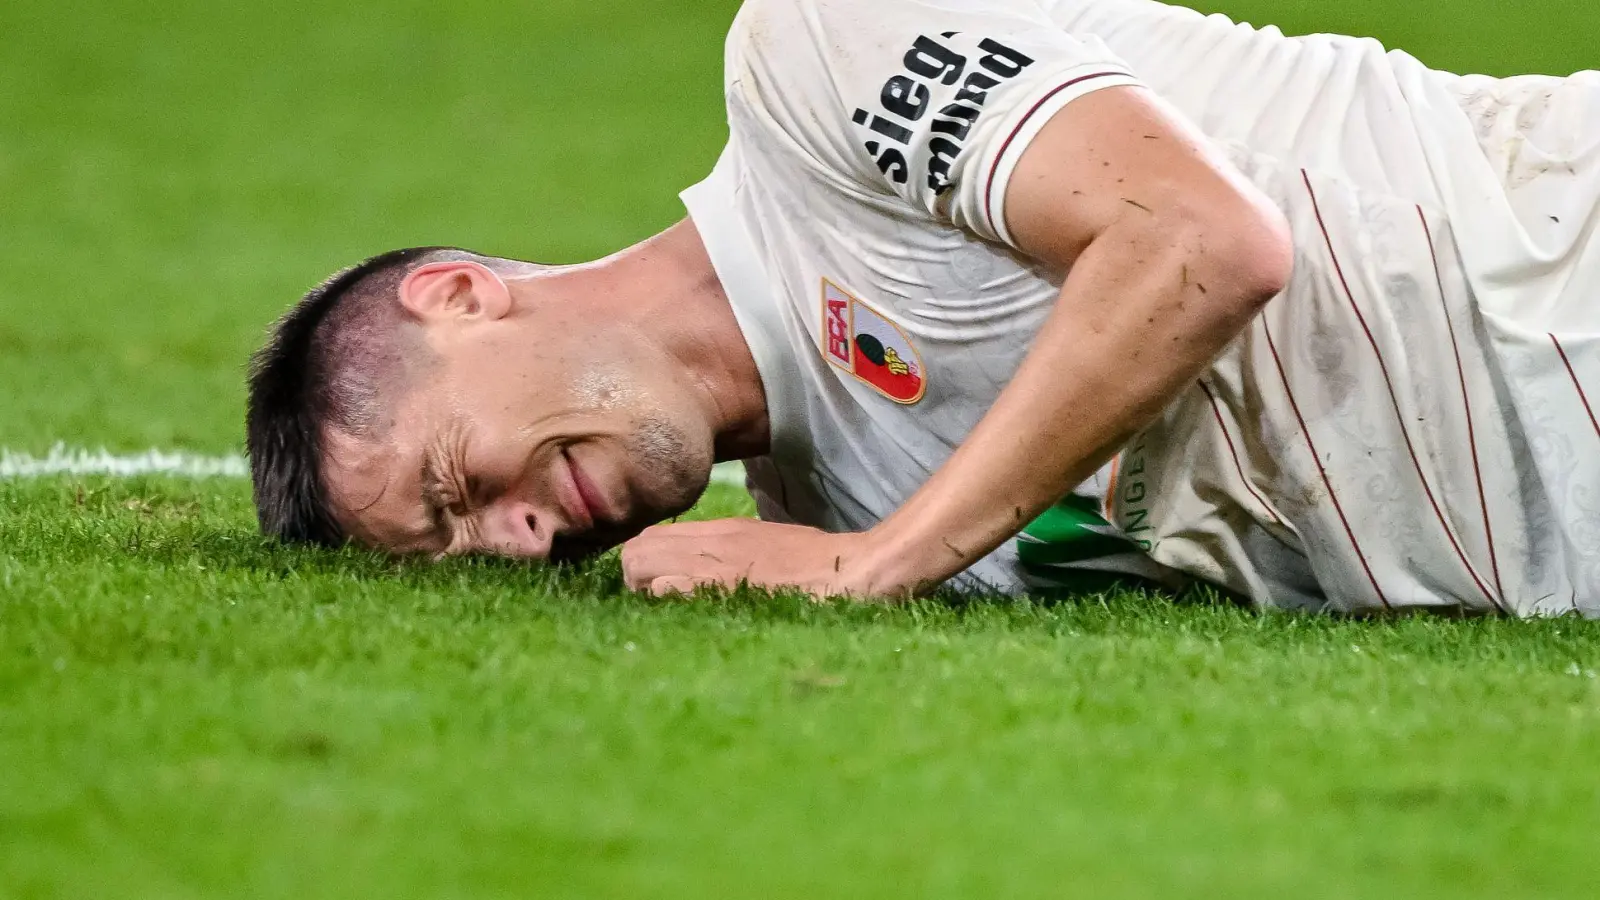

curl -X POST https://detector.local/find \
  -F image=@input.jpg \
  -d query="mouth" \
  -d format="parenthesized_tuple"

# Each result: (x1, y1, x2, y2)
(561, 448, 610, 530)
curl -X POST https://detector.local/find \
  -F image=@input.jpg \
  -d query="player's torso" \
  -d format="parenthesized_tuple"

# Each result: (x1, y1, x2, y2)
(716, 0, 1461, 598)
(727, 120, 1091, 591)
(717, 0, 1600, 605)
(728, 122, 1517, 606)
(716, 19, 1470, 600)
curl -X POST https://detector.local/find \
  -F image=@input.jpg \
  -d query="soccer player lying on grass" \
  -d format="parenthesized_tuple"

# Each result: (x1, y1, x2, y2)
(247, 0, 1600, 615)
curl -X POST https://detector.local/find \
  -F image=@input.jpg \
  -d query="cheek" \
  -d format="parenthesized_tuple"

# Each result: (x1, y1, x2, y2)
(559, 361, 691, 427)
(570, 368, 635, 413)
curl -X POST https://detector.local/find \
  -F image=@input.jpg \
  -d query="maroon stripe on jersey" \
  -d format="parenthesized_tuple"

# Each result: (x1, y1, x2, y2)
(1197, 378, 1287, 529)
(983, 71, 1130, 237)
(1418, 207, 1507, 610)
(1550, 334, 1600, 442)
(1261, 317, 1389, 609)
(1300, 171, 1498, 609)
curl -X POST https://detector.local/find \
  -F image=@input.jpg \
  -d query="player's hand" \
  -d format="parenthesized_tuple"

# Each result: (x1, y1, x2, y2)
(618, 518, 914, 602)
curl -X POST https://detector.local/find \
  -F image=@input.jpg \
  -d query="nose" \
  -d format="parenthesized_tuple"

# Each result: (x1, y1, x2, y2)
(476, 499, 554, 559)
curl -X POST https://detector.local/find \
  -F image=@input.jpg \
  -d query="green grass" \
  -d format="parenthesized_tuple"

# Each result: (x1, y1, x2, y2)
(6, 479, 1600, 898)
(2, 0, 1599, 896)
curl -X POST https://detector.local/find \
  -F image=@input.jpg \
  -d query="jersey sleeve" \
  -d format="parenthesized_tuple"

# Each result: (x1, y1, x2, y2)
(727, 0, 1143, 247)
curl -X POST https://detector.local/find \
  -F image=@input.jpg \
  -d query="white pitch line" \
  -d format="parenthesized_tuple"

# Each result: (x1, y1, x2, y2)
(0, 445, 247, 478)
(0, 445, 748, 485)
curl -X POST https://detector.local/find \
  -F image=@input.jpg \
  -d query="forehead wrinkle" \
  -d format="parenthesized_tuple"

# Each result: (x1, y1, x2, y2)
(324, 431, 434, 552)
(321, 426, 394, 512)
(347, 465, 395, 514)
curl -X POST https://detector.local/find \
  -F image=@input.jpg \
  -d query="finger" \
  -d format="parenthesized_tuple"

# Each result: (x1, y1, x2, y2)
(619, 538, 681, 591)
(650, 575, 715, 597)
(618, 540, 648, 590)
(622, 540, 741, 591)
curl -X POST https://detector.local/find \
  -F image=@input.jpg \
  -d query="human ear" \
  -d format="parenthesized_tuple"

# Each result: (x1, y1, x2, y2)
(398, 261, 513, 322)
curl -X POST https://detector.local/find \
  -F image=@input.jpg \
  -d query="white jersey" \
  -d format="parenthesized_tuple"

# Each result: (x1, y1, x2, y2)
(681, 0, 1600, 613)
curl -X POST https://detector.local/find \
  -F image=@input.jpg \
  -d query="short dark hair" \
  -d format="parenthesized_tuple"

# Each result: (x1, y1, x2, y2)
(247, 246, 465, 546)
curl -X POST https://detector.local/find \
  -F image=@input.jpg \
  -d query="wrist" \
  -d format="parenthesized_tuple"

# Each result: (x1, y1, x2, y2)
(849, 522, 953, 599)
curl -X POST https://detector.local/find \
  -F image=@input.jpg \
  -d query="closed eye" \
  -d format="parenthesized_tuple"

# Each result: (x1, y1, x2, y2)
(443, 474, 474, 518)
(418, 454, 455, 539)
(420, 478, 449, 525)
(425, 454, 472, 519)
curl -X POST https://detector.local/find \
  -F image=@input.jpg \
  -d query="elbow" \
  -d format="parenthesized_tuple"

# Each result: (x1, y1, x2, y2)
(1142, 179, 1293, 318)
(1229, 203, 1294, 305)
(1195, 191, 1294, 310)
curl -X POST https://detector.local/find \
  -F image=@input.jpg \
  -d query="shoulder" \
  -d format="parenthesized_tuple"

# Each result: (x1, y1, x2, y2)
(723, 0, 821, 83)
(720, 0, 899, 199)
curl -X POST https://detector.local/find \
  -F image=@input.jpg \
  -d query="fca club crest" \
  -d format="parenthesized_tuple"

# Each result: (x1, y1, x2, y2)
(821, 279, 926, 405)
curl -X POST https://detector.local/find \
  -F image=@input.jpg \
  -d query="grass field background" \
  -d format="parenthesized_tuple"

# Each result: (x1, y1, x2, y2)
(2, 0, 1598, 897)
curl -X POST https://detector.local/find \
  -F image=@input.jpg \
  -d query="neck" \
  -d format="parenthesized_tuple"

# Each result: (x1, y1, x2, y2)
(575, 219, 772, 461)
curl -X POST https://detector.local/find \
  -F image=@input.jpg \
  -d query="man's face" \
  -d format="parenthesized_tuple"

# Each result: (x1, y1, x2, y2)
(322, 283, 714, 562)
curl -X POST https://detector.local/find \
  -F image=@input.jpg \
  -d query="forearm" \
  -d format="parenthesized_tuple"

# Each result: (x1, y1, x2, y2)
(859, 217, 1282, 593)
